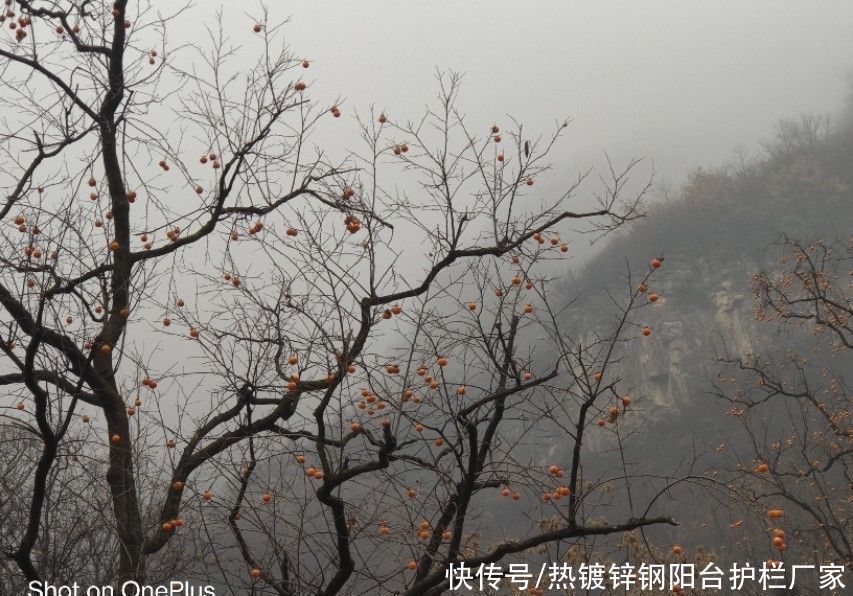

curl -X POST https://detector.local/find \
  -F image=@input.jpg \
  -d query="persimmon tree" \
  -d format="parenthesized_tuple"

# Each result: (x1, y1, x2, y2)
(0, 2, 680, 594)
(716, 238, 851, 570)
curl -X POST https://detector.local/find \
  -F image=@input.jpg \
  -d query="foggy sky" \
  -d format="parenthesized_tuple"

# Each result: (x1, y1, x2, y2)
(169, 0, 853, 190)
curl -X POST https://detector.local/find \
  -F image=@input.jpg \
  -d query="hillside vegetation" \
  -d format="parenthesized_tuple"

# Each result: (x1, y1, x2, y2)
(566, 107, 853, 314)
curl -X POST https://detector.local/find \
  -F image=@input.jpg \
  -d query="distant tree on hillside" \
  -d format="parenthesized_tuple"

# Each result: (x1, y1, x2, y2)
(716, 237, 852, 569)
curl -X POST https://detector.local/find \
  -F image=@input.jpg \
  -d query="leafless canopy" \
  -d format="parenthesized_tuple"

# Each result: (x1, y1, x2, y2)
(0, 3, 685, 594)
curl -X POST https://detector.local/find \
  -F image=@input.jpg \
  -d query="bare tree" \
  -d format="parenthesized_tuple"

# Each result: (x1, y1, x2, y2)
(0, 3, 684, 594)
(716, 238, 852, 571)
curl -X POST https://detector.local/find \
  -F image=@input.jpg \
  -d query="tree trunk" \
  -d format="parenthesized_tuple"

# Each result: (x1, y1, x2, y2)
(102, 393, 146, 583)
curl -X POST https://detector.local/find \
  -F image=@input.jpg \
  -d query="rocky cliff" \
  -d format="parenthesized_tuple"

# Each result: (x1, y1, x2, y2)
(561, 112, 853, 416)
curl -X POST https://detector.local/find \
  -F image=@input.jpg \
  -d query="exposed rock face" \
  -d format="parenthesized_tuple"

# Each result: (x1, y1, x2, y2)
(561, 264, 762, 414)
(561, 114, 853, 414)
(629, 271, 760, 410)
(644, 317, 690, 408)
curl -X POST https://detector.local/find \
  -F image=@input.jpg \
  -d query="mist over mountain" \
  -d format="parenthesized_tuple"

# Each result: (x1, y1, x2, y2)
(548, 95, 853, 567)
(563, 97, 852, 397)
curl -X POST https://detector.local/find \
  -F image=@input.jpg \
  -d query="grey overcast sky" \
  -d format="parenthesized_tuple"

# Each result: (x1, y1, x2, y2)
(173, 0, 853, 189)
